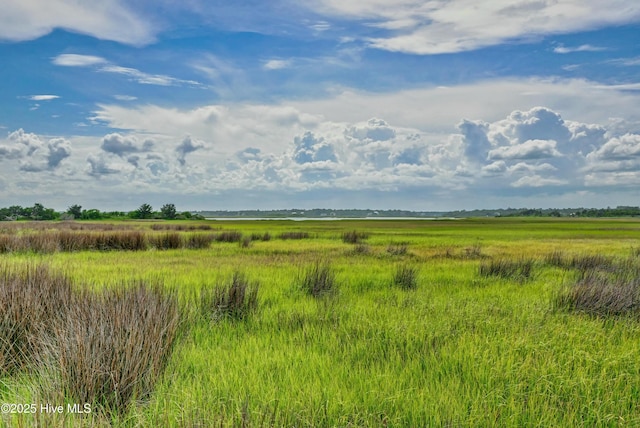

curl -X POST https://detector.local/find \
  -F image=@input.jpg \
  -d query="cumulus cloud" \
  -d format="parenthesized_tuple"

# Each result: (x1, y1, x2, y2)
(87, 154, 121, 177)
(0, 0, 154, 45)
(293, 132, 337, 164)
(488, 139, 562, 160)
(346, 118, 396, 142)
(46, 138, 71, 168)
(307, 0, 640, 54)
(587, 134, 640, 160)
(176, 136, 205, 166)
(0, 129, 71, 172)
(101, 133, 154, 156)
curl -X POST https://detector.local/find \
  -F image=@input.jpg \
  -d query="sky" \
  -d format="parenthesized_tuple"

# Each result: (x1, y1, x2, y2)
(1, 0, 640, 212)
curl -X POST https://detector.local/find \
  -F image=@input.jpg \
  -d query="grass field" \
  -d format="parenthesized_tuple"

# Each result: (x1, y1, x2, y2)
(1, 217, 640, 427)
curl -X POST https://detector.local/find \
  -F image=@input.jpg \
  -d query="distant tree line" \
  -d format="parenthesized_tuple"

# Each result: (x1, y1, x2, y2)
(502, 206, 640, 218)
(0, 203, 200, 221)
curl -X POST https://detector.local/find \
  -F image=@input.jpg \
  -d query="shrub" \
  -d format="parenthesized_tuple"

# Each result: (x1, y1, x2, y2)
(479, 258, 534, 281)
(342, 230, 369, 244)
(298, 261, 337, 298)
(201, 272, 259, 321)
(393, 264, 419, 290)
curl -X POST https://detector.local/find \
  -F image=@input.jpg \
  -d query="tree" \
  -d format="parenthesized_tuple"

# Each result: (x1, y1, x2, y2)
(161, 203, 177, 220)
(136, 203, 154, 219)
(67, 204, 82, 219)
(31, 203, 45, 220)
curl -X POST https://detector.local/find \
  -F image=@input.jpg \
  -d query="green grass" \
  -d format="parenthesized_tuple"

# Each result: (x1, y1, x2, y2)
(1, 217, 640, 426)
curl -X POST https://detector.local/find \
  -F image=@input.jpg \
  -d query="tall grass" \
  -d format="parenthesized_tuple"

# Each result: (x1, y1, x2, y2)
(555, 258, 640, 317)
(342, 230, 369, 244)
(0, 262, 181, 418)
(48, 283, 181, 415)
(479, 257, 535, 280)
(200, 272, 259, 321)
(392, 264, 419, 290)
(0, 263, 72, 375)
(298, 261, 338, 297)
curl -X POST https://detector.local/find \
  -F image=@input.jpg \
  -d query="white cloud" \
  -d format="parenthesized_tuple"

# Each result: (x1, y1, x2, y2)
(307, 0, 640, 54)
(553, 44, 608, 54)
(0, 0, 154, 45)
(52, 53, 203, 88)
(28, 95, 60, 101)
(511, 175, 567, 188)
(263, 59, 292, 70)
(114, 95, 138, 101)
(52, 54, 107, 67)
(99, 65, 202, 87)
(489, 139, 562, 160)
(0, 129, 71, 172)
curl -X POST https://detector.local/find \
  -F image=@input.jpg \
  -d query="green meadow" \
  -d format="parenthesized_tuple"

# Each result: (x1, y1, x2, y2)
(1, 217, 640, 427)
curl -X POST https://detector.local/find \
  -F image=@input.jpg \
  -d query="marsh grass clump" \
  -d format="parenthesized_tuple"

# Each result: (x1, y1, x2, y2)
(0, 263, 72, 375)
(387, 243, 409, 256)
(545, 249, 567, 268)
(342, 230, 369, 244)
(149, 232, 182, 250)
(554, 261, 640, 317)
(350, 243, 371, 255)
(0, 262, 181, 418)
(239, 236, 252, 248)
(278, 231, 310, 240)
(298, 261, 338, 298)
(570, 254, 615, 272)
(185, 233, 215, 249)
(49, 282, 181, 415)
(251, 232, 272, 242)
(462, 243, 484, 259)
(201, 272, 259, 321)
(479, 258, 535, 281)
(215, 231, 243, 243)
(392, 264, 419, 290)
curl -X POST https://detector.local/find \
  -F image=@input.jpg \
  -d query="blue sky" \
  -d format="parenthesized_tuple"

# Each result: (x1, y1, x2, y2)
(1, 0, 640, 211)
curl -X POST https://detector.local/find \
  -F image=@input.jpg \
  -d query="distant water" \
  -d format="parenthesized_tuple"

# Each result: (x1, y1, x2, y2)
(205, 217, 444, 221)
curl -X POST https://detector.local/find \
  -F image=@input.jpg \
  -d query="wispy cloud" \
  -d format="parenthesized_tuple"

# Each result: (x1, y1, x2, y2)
(263, 59, 293, 71)
(306, 0, 640, 54)
(52, 53, 203, 88)
(607, 57, 640, 67)
(553, 44, 608, 54)
(28, 95, 60, 101)
(99, 65, 202, 87)
(114, 95, 138, 101)
(53, 54, 107, 66)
